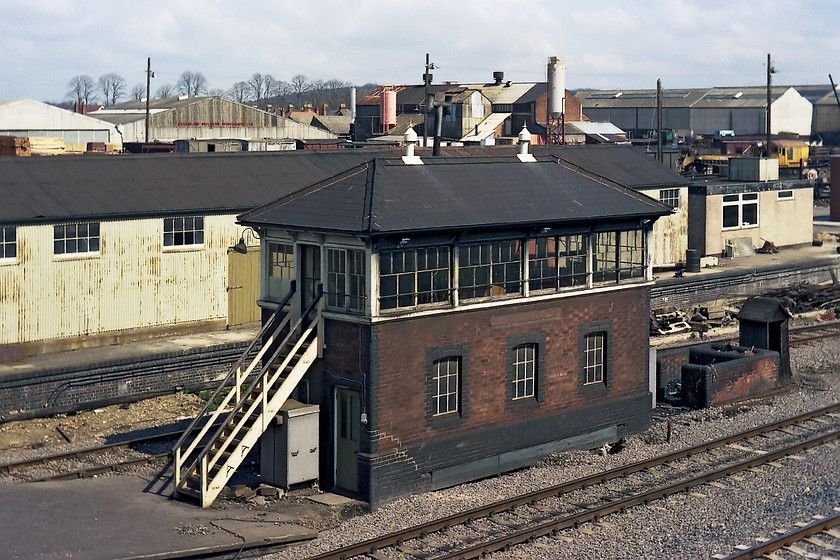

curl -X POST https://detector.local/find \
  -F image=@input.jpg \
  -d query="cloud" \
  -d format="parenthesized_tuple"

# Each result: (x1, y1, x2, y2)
(1, 0, 837, 102)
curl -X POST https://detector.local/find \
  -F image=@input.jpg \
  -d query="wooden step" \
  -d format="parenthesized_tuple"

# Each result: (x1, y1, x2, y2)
(176, 485, 201, 501)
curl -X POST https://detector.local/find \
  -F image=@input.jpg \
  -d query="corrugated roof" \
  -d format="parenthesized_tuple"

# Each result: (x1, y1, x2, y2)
(0, 99, 117, 130)
(239, 156, 672, 235)
(358, 83, 544, 108)
(566, 121, 625, 135)
(578, 86, 809, 110)
(459, 112, 510, 142)
(311, 115, 352, 135)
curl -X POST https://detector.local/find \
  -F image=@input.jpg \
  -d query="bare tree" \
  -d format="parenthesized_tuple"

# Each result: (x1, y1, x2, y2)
(324, 79, 350, 108)
(155, 83, 175, 98)
(309, 79, 327, 108)
(226, 81, 249, 103)
(207, 88, 225, 97)
(67, 75, 97, 107)
(269, 79, 290, 100)
(289, 74, 311, 106)
(177, 71, 207, 97)
(247, 73, 265, 103)
(130, 83, 145, 100)
(98, 73, 126, 106)
(262, 74, 278, 101)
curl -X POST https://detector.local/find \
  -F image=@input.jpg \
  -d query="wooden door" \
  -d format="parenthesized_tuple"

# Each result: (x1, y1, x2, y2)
(334, 387, 360, 492)
(227, 248, 261, 327)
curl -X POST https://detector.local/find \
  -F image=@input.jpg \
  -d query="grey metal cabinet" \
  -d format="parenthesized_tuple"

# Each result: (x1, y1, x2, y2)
(260, 399, 319, 489)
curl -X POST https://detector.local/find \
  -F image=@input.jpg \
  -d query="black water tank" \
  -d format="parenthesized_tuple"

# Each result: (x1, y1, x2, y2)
(685, 249, 701, 273)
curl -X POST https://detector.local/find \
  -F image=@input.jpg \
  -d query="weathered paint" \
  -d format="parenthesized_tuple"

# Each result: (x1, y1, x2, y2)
(0, 215, 245, 345)
(645, 186, 689, 267)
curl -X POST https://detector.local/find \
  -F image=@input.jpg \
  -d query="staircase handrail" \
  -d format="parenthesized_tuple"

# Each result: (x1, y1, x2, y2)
(171, 281, 296, 457)
(202, 316, 320, 479)
(187, 286, 324, 485)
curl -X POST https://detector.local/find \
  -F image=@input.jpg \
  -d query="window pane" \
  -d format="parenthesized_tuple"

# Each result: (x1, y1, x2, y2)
(164, 216, 204, 247)
(379, 247, 448, 310)
(433, 357, 459, 416)
(512, 343, 537, 399)
(742, 203, 758, 225)
(584, 333, 606, 384)
(722, 205, 739, 228)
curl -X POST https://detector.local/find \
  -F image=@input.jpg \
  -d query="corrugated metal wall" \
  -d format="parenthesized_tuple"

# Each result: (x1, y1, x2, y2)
(647, 187, 688, 266)
(0, 215, 242, 344)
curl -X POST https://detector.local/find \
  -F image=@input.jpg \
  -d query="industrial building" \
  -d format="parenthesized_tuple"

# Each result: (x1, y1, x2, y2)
(0, 99, 118, 152)
(355, 64, 587, 145)
(0, 150, 414, 358)
(576, 86, 813, 140)
(90, 96, 336, 144)
(174, 133, 672, 508)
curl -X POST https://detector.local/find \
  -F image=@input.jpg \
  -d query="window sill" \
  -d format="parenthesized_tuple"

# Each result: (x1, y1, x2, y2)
(54, 252, 100, 261)
(163, 245, 204, 253)
(722, 225, 759, 231)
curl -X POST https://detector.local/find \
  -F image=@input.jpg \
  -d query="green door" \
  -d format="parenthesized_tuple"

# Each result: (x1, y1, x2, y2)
(334, 388, 360, 492)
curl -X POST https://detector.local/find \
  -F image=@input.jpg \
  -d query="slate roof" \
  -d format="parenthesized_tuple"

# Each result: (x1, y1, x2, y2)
(532, 145, 688, 189)
(0, 145, 683, 228)
(238, 156, 672, 236)
(0, 149, 402, 225)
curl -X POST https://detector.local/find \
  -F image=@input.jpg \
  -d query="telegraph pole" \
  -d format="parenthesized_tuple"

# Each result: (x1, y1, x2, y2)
(656, 78, 663, 163)
(766, 53, 773, 157)
(423, 53, 436, 148)
(145, 57, 152, 144)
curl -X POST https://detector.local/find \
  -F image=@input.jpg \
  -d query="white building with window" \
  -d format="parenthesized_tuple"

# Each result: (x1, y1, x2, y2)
(687, 177, 814, 257)
(0, 149, 407, 356)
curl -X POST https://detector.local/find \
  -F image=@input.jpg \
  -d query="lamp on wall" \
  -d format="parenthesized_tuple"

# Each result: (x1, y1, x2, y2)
(230, 227, 260, 254)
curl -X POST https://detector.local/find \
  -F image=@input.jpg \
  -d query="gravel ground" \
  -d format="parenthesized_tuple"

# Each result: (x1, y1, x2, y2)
(1, 333, 838, 559)
(0, 392, 205, 481)
(261, 338, 840, 560)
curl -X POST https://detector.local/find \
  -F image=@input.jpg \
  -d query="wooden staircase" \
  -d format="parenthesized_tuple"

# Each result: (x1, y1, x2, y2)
(171, 283, 324, 507)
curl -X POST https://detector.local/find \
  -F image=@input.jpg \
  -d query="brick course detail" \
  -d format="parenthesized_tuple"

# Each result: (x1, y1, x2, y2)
(309, 285, 654, 507)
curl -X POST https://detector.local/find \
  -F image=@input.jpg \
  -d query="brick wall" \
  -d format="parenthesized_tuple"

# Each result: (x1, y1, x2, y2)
(681, 344, 779, 407)
(651, 261, 839, 308)
(0, 341, 254, 421)
(655, 347, 691, 400)
(361, 286, 652, 506)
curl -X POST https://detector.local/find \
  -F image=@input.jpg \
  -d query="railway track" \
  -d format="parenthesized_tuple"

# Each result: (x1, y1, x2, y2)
(717, 509, 840, 560)
(0, 425, 208, 482)
(5, 320, 837, 484)
(656, 320, 840, 351)
(303, 403, 840, 560)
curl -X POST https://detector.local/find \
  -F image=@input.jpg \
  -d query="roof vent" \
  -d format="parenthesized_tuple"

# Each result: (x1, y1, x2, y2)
(402, 127, 423, 165)
(517, 125, 535, 162)
(733, 91, 743, 99)
(493, 71, 504, 85)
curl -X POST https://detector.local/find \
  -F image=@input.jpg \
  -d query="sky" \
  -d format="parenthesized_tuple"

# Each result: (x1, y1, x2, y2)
(2, 0, 839, 103)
